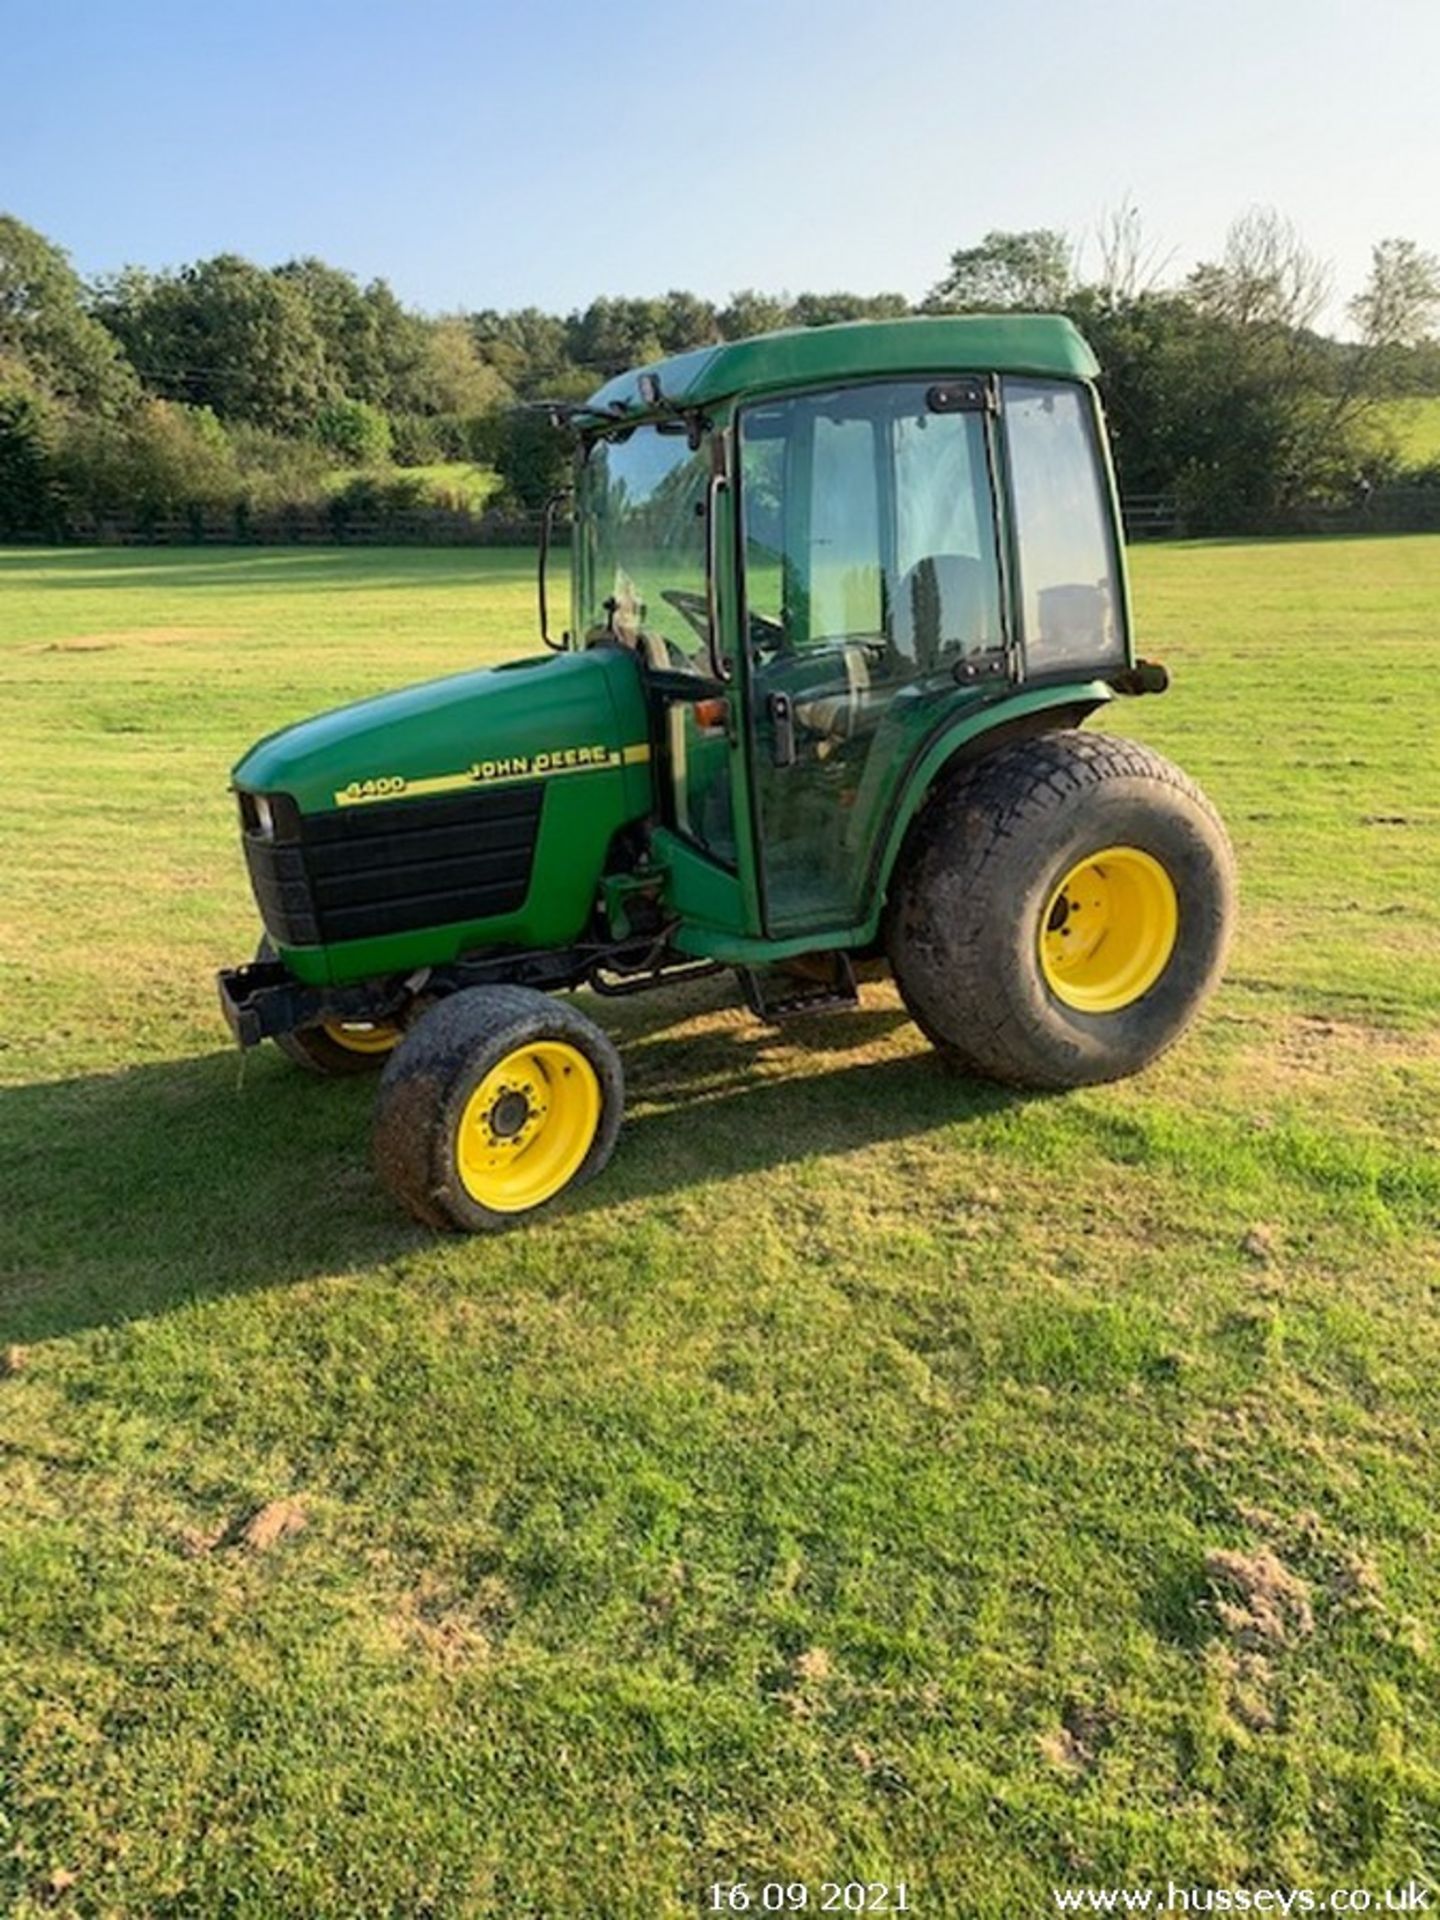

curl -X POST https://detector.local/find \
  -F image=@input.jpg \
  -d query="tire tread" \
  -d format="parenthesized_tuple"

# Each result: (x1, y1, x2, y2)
(886, 730, 1234, 1088)
(372, 987, 624, 1231)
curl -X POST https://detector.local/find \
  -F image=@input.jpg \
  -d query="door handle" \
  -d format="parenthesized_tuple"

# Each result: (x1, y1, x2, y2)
(704, 473, 731, 682)
(769, 691, 796, 768)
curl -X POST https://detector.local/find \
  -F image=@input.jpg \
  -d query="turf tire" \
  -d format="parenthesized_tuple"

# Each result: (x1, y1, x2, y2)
(884, 729, 1235, 1089)
(372, 986, 624, 1232)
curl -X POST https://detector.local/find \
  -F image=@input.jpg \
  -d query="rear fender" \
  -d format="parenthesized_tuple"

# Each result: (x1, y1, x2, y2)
(873, 682, 1112, 918)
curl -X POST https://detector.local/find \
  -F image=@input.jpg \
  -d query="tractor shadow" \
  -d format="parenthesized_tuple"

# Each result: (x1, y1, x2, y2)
(0, 979, 1028, 1345)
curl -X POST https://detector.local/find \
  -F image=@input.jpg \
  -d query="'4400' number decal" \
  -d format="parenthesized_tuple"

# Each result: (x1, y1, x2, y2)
(340, 775, 406, 802)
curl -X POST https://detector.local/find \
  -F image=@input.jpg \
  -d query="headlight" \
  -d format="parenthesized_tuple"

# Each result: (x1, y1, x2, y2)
(254, 794, 275, 841)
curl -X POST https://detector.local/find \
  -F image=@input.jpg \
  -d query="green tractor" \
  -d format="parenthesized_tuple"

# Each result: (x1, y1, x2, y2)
(219, 315, 1235, 1230)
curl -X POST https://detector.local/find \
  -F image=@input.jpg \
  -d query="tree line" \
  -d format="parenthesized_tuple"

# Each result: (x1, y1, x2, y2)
(1, 207, 1437, 539)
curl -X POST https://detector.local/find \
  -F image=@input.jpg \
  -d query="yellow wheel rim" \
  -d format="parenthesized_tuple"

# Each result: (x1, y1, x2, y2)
(455, 1041, 600, 1214)
(1039, 845, 1179, 1013)
(321, 1019, 400, 1055)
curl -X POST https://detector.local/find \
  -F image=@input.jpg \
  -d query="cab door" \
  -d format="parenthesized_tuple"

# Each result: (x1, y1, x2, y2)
(739, 379, 1008, 937)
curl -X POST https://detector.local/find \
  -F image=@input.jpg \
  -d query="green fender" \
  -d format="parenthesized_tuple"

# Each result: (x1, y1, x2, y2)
(869, 679, 1114, 931)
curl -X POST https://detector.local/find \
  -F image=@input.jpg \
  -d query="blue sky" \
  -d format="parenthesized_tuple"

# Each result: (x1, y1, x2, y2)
(5, 0, 1437, 326)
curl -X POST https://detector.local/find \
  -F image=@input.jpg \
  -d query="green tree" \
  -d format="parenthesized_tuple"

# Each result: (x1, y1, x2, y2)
(788, 291, 910, 327)
(58, 398, 243, 528)
(718, 290, 792, 340)
(0, 382, 62, 534)
(493, 408, 571, 512)
(406, 317, 509, 417)
(471, 308, 577, 398)
(224, 420, 330, 510)
(274, 257, 398, 405)
(566, 298, 667, 376)
(1349, 238, 1440, 360)
(1069, 284, 1383, 529)
(928, 230, 1072, 311)
(654, 290, 719, 353)
(314, 398, 392, 465)
(0, 214, 138, 413)
(95, 254, 334, 431)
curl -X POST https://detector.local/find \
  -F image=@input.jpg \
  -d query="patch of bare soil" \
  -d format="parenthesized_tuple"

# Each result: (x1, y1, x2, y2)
(26, 627, 238, 652)
(236, 1498, 307, 1552)
(1211, 1645, 1277, 1731)
(774, 1645, 839, 1719)
(180, 1497, 307, 1558)
(1206, 1546, 1314, 1648)
(387, 1571, 514, 1670)
(1244, 1015, 1440, 1096)
(1039, 1726, 1090, 1775)
(1241, 1224, 1280, 1264)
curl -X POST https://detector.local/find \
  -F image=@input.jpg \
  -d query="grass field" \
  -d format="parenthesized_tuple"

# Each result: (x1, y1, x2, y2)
(2, 540, 1438, 1917)
(322, 461, 504, 512)
(1379, 394, 1440, 471)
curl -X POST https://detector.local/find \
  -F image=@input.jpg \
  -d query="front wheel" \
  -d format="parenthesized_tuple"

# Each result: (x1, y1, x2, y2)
(257, 936, 402, 1076)
(884, 730, 1235, 1089)
(372, 987, 624, 1231)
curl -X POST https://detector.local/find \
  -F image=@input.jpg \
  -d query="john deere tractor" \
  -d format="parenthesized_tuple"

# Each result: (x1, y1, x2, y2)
(219, 315, 1235, 1230)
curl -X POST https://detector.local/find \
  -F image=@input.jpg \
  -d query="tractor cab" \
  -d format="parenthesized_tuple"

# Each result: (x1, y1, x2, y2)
(559, 317, 1133, 957)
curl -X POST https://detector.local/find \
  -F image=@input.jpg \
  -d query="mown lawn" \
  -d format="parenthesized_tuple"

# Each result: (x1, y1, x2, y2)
(322, 461, 503, 510)
(1379, 393, 1440, 471)
(1, 540, 1438, 1917)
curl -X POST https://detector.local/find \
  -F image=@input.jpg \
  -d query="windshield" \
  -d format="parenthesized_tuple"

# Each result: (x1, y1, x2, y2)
(577, 425, 712, 658)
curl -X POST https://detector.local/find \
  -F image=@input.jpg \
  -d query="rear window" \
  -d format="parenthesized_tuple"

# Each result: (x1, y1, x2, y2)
(1004, 379, 1124, 672)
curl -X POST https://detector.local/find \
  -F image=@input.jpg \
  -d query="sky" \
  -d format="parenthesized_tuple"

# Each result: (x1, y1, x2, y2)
(4, 0, 1438, 330)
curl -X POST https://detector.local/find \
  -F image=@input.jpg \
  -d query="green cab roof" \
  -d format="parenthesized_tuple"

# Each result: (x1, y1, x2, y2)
(582, 313, 1098, 419)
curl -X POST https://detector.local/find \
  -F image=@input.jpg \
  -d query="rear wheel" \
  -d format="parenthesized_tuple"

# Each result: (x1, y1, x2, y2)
(372, 987, 624, 1231)
(884, 730, 1235, 1088)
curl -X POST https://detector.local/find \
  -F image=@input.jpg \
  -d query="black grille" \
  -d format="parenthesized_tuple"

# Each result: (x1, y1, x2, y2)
(244, 835, 319, 945)
(242, 783, 543, 947)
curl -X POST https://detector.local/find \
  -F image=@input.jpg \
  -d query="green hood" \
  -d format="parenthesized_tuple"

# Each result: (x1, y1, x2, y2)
(233, 646, 650, 817)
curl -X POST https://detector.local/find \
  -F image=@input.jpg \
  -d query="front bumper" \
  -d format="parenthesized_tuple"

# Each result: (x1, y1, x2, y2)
(217, 958, 406, 1050)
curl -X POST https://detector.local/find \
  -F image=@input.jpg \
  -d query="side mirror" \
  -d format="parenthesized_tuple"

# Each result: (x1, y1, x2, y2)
(538, 491, 571, 651)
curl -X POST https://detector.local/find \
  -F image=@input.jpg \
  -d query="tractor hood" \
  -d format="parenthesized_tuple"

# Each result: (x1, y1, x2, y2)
(232, 645, 652, 818)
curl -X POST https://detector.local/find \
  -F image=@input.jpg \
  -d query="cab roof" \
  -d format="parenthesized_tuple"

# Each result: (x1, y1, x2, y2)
(581, 314, 1098, 421)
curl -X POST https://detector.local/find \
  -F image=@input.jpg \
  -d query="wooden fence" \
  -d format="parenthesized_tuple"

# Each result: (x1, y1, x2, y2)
(8, 489, 1440, 549)
(1121, 486, 1440, 541)
(2, 503, 562, 547)
(1120, 494, 1180, 540)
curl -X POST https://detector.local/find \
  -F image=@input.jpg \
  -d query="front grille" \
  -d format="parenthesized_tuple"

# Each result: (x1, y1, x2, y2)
(244, 835, 319, 945)
(242, 783, 544, 947)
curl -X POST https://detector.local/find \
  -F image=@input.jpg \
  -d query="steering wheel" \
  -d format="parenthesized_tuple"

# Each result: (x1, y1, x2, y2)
(660, 587, 787, 656)
(747, 608, 787, 655)
(659, 587, 712, 641)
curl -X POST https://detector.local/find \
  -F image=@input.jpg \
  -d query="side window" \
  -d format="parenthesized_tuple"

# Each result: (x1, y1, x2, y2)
(890, 409, 1003, 667)
(741, 431, 786, 627)
(808, 415, 882, 642)
(1004, 380, 1124, 671)
(894, 412, 984, 574)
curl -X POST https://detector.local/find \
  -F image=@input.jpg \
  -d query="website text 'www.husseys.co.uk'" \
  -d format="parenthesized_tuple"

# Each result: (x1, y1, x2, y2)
(1052, 1883, 1432, 1913)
